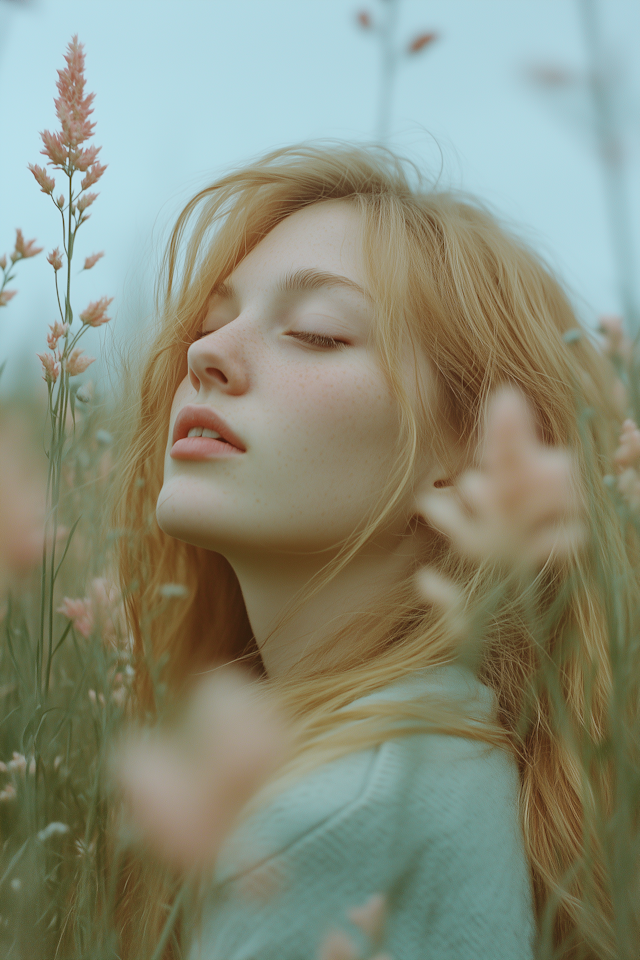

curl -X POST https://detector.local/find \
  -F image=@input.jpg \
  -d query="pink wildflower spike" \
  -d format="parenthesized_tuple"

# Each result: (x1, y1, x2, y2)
(28, 163, 56, 194)
(47, 321, 69, 350)
(57, 596, 94, 638)
(40, 130, 68, 167)
(12, 228, 43, 261)
(80, 295, 113, 327)
(0, 290, 17, 307)
(81, 162, 106, 190)
(74, 144, 101, 172)
(37, 352, 60, 383)
(83, 251, 104, 270)
(47, 248, 63, 271)
(65, 349, 95, 376)
(77, 193, 98, 215)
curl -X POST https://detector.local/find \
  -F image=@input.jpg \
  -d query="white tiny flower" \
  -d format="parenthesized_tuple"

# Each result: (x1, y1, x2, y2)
(37, 821, 70, 842)
(158, 583, 188, 598)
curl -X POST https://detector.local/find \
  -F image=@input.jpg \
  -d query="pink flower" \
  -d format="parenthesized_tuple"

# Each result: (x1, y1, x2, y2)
(614, 419, 640, 471)
(416, 387, 586, 570)
(11, 228, 43, 261)
(73, 144, 101, 172)
(317, 930, 359, 960)
(80, 296, 113, 327)
(65, 349, 95, 376)
(47, 248, 63, 272)
(88, 576, 127, 647)
(82, 250, 103, 270)
(47, 321, 69, 350)
(77, 193, 98, 215)
(40, 130, 68, 167)
(347, 892, 387, 944)
(53, 35, 96, 147)
(0, 254, 6, 271)
(0, 290, 17, 307)
(28, 163, 56, 194)
(37, 352, 61, 383)
(81, 162, 107, 190)
(599, 314, 632, 362)
(407, 32, 438, 53)
(356, 11, 371, 28)
(57, 596, 94, 637)
(56, 194, 65, 209)
(112, 668, 293, 872)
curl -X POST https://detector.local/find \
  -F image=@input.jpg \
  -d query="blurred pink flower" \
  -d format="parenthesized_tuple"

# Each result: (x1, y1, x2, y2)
(56, 194, 65, 209)
(89, 576, 127, 648)
(356, 11, 371, 28)
(57, 596, 94, 637)
(599, 314, 632, 363)
(112, 668, 293, 872)
(617, 468, 640, 511)
(0, 290, 17, 307)
(76, 192, 97, 215)
(416, 387, 586, 570)
(82, 251, 103, 270)
(0, 254, 6, 271)
(28, 163, 56, 194)
(11, 228, 43, 261)
(0, 784, 16, 802)
(37, 351, 61, 383)
(407, 31, 438, 54)
(65, 348, 95, 376)
(47, 320, 68, 349)
(80, 296, 113, 327)
(614, 419, 640, 471)
(47, 247, 63, 272)
(0, 417, 46, 588)
(347, 892, 387, 944)
(317, 929, 359, 960)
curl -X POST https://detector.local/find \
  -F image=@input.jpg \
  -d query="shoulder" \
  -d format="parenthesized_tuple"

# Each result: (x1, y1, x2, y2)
(214, 666, 523, 885)
(197, 701, 535, 960)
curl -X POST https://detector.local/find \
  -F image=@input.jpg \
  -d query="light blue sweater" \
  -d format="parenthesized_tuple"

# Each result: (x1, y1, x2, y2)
(188, 664, 536, 960)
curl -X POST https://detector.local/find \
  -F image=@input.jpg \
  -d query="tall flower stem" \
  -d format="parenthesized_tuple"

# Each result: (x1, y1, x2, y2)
(377, 0, 401, 144)
(578, 0, 639, 340)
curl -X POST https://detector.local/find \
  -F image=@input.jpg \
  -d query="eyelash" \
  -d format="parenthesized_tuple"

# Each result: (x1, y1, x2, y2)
(193, 330, 349, 351)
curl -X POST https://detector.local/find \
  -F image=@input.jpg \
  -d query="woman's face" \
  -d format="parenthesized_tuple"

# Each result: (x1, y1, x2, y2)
(157, 199, 433, 564)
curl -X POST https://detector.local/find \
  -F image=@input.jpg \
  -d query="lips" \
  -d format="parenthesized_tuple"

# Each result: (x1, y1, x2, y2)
(172, 405, 246, 451)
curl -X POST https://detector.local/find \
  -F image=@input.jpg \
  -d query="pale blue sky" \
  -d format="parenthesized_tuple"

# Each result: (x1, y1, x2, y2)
(0, 0, 638, 396)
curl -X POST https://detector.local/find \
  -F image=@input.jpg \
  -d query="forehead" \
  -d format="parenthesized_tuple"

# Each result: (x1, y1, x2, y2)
(228, 200, 365, 286)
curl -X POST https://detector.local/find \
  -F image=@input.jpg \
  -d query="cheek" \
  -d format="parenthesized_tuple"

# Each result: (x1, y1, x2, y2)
(274, 363, 398, 465)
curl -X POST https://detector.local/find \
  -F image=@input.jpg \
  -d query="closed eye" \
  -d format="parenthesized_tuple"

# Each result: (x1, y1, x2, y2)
(288, 332, 349, 350)
(193, 329, 349, 350)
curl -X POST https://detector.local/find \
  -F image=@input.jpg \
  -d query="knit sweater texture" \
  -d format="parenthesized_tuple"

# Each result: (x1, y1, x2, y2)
(188, 663, 536, 960)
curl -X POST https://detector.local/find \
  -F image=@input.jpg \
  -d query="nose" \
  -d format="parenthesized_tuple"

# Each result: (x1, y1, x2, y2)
(187, 328, 249, 395)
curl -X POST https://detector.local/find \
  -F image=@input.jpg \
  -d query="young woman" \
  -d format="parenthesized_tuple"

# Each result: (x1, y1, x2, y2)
(110, 141, 633, 960)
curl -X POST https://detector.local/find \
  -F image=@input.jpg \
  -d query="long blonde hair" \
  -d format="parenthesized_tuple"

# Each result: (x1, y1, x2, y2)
(108, 140, 637, 959)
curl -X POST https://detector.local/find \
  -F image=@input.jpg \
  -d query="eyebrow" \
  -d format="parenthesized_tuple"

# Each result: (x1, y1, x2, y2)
(211, 267, 370, 303)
